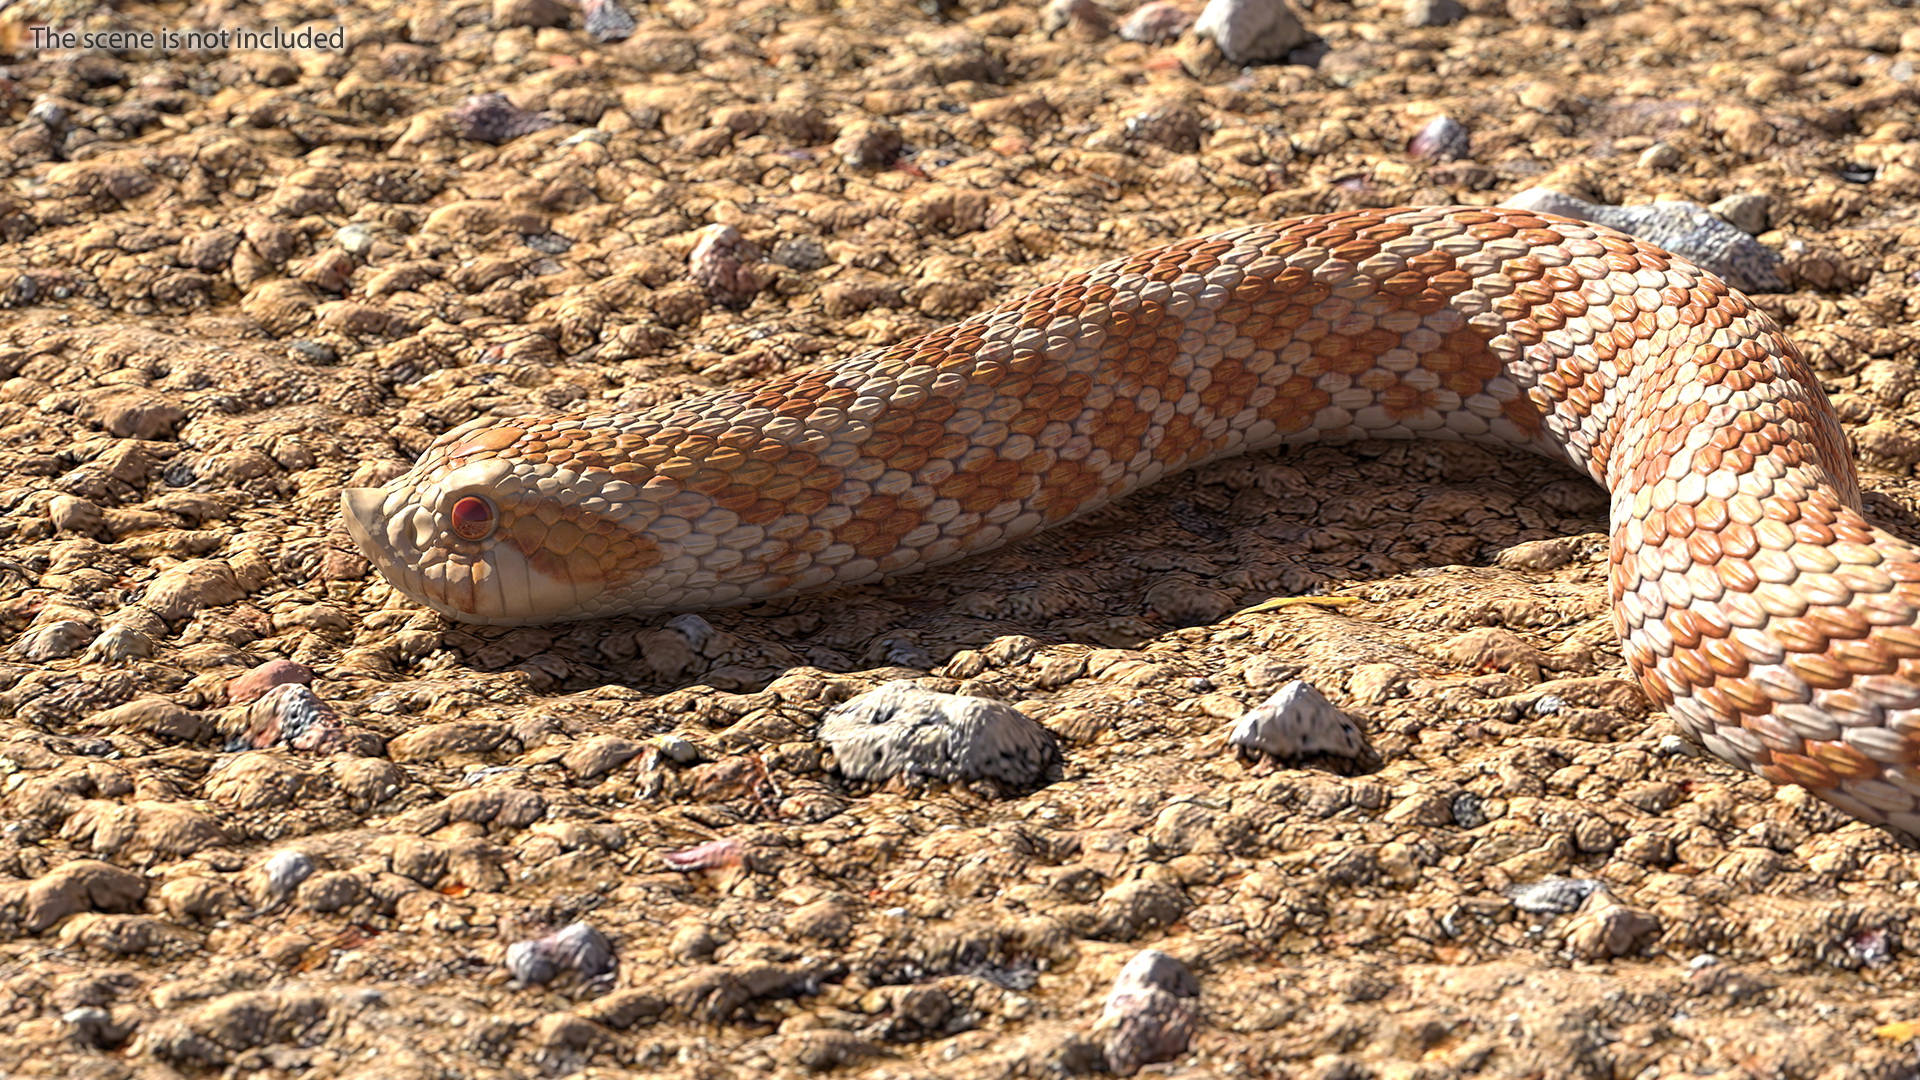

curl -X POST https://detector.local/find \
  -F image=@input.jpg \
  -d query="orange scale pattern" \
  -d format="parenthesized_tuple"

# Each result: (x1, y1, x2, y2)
(351, 205, 1920, 838)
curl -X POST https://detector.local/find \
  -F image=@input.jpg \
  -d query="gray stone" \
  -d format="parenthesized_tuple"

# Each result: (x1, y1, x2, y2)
(1404, 0, 1465, 26)
(1637, 141, 1682, 170)
(14, 620, 95, 661)
(1500, 187, 1785, 293)
(1228, 679, 1367, 760)
(260, 850, 316, 901)
(662, 612, 716, 651)
(1110, 949, 1200, 998)
(506, 921, 616, 985)
(1096, 950, 1200, 1076)
(1193, 0, 1310, 65)
(1507, 875, 1603, 914)
(449, 92, 556, 144)
(1710, 193, 1772, 235)
(582, 0, 637, 42)
(819, 681, 1061, 787)
(1118, 0, 1196, 42)
(1408, 115, 1471, 161)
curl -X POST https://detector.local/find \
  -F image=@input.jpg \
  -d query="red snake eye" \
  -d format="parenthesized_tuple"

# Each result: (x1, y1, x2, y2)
(450, 496, 496, 541)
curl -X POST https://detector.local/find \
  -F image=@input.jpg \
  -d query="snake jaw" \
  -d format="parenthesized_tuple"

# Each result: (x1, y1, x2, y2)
(342, 476, 603, 625)
(342, 447, 674, 624)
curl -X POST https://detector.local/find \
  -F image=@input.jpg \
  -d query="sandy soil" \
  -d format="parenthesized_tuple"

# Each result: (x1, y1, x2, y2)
(1, 0, 1920, 1076)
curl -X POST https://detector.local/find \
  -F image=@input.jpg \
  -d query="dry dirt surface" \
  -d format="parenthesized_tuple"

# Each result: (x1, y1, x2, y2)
(2, 0, 1920, 1077)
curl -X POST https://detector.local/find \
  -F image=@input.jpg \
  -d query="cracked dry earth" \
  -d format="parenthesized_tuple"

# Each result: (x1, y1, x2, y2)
(2, 0, 1920, 1077)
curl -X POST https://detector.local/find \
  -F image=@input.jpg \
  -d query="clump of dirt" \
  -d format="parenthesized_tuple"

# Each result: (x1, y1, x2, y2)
(1, 0, 1919, 1077)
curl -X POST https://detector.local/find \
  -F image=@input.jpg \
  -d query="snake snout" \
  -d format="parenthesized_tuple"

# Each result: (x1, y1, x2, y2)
(341, 473, 632, 625)
(342, 485, 440, 612)
(341, 488, 387, 553)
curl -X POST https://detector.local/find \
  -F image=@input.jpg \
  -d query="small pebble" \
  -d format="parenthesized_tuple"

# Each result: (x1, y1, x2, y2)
(1709, 192, 1771, 235)
(1500, 187, 1784, 293)
(1507, 876, 1603, 915)
(1638, 142, 1682, 170)
(506, 921, 616, 985)
(1450, 792, 1489, 829)
(1408, 115, 1471, 161)
(62, 1006, 125, 1049)
(1848, 929, 1893, 969)
(662, 837, 748, 871)
(450, 92, 557, 144)
(524, 232, 574, 254)
(227, 659, 316, 705)
(1193, 0, 1309, 65)
(28, 97, 68, 130)
(1565, 891, 1659, 958)
(1040, 0, 1115, 40)
(82, 625, 155, 664)
(818, 681, 1062, 788)
(581, 0, 637, 42)
(260, 850, 317, 901)
(288, 340, 337, 364)
(654, 734, 700, 764)
(1118, 1, 1195, 42)
(1228, 679, 1368, 761)
(234, 683, 344, 752)
(771, 236, 832, 271)
(663, 612, 717, 651)
(1403, 0, 1464, 25)
(1657, 734, 1702, 758)
(1095, 950, 1200, 1077)
(833, 120, 904, 169)
(334, 224, 375, 256)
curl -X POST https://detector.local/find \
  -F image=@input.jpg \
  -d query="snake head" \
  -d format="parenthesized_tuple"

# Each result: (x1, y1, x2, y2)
(341, 446, 666, 625)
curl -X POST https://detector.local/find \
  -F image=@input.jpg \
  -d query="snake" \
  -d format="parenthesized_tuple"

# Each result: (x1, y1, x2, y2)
(341, 205, 1920, 837)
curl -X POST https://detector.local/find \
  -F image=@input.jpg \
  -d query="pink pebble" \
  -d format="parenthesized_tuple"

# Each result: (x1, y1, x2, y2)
(227, 659, 315, 705)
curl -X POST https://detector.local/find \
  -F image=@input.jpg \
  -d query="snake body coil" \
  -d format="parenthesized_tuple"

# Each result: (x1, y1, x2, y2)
(343, 206, 1920, 836)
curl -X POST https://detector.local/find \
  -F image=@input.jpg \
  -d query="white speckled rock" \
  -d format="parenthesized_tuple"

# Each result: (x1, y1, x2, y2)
(1193, 0, 1308, 64)
(819, 681, 1061, 787)
(1228, 679, 1367, 760)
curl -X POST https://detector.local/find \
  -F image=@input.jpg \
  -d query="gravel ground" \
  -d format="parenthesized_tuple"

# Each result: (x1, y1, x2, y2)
(2, 0, 1920, 1077)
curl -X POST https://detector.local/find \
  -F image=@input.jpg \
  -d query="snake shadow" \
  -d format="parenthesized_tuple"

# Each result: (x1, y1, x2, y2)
(437, 439, 1920, 706)
(438, 440, 1634, 691)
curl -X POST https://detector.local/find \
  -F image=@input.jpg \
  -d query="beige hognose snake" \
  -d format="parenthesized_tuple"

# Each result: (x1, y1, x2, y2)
(341, 206, 1920, 837)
